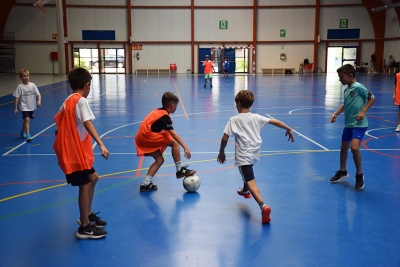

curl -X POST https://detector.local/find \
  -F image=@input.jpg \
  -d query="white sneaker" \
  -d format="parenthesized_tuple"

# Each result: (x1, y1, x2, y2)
(396, 125, 400, 132)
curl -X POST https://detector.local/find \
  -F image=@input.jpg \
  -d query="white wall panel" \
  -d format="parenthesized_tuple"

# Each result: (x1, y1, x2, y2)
(321, 0, 362, 4)
(67, 0, 126, 4)
(194, 0, 252, 6)
(257, 43, 313, 71)
(15, 43, 58, 74)
(132, 44, 191, 71)
(133, 0, 190, 5)
(67, 8, 127, 41)
(259, 0, 315, 4)
(258, 8, 314, 41)
(132, 9, 190, 42)
(319, 7, 373, 40)
(194, 9, 252, 41)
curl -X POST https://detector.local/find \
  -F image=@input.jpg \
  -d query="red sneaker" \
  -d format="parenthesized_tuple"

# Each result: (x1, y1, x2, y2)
(262, 205, 271, 224)
(237, 189, 251, 199)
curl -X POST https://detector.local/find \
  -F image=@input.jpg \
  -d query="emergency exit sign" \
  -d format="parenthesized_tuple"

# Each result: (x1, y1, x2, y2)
(219, 20, 228, 29)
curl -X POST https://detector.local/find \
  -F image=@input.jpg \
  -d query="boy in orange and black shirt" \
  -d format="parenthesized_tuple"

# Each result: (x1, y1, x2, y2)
(135, 91, 196, 192)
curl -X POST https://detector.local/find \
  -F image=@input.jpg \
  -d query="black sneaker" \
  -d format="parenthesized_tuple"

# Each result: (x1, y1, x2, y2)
(203, 84, 206, 88)
(77, 212, 107, 228)
(355, 173, 364, 190)
(330, 170, 348, 182)
(76, 224, 107, 239)
(176, 165, 196, 178)
(210, 84, 213, 88)
(140, 182, 158, 192)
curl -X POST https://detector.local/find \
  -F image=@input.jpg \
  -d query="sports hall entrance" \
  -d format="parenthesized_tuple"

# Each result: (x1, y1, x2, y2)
(73, 48, 126, 74)
(326, 45, 358, 73)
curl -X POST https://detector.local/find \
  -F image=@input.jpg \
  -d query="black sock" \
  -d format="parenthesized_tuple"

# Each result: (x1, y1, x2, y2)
(258, 201, 265, 210)
(243, 182, 249, 192)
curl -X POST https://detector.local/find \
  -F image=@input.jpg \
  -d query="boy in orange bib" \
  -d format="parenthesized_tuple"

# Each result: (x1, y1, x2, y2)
(135, 92, 196, 192)
(53, 67, 110, 239)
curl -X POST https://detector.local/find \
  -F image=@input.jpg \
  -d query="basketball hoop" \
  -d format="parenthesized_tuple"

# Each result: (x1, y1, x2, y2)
(33, 0, 50, 16)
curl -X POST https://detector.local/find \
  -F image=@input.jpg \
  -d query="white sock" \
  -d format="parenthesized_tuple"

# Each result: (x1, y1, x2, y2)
(142, 175, 153, 186)
(175, 161, 182, 171)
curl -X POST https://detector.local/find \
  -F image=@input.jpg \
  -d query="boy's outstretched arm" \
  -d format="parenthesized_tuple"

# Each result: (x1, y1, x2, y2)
(268, 119, 295, 142)
(83, 120, 110, 160)
(330, 104, 344, 123)
(168, 129, 191, 159)
(217, 133, 229, 164)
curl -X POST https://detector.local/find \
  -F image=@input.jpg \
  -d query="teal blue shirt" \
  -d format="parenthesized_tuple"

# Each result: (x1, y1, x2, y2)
(344, 82, 374, 128)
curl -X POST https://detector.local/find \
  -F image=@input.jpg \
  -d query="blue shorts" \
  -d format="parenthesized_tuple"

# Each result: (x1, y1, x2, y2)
(342, 127, 367, 142)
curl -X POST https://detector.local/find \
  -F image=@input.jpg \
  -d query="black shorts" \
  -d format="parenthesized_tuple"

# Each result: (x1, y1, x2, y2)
(22, 111, 34, 119)
(238, 165, 255, 182)
(66, 168, 95, 186)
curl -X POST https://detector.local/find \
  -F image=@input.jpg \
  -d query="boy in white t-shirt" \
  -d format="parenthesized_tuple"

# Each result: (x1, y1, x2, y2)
(13, 69, 41, 142)
(53, 67, 110, 239)
(217, 90, 294, 224)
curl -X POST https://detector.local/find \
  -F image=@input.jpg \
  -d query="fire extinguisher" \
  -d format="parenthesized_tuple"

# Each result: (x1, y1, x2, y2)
(136, 52, 140, 60)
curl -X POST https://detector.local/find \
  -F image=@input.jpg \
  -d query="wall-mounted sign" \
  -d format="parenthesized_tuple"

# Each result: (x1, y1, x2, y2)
(219, 20, 228, 30)
(340, 19, 348, 28)
(280, 29, 286, 37)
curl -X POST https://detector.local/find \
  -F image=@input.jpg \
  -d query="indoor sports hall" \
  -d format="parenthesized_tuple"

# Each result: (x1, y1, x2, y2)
(1, 0, 400, 267)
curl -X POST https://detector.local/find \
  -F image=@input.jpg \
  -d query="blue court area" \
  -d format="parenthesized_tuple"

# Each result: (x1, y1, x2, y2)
(0, 73, 399, 266)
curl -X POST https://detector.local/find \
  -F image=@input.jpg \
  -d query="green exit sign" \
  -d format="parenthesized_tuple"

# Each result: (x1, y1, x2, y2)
(280, 29, 286, 37)
(340, 19, 348, 28)
(219, 20, 228, 30)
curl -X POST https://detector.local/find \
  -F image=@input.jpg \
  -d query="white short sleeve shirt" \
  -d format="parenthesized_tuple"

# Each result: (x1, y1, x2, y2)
(223, 113, 270, 166)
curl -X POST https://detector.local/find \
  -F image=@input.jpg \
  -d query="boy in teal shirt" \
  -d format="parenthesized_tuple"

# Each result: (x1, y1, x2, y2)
(329, 64, 376, 190)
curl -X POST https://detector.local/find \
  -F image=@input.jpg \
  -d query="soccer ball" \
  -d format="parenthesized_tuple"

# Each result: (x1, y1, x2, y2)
(183, 175, 201, 192)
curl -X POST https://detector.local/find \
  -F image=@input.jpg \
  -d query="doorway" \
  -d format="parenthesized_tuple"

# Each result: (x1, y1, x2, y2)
(74, 48, 126, 74)
(327, 46, 358, 73)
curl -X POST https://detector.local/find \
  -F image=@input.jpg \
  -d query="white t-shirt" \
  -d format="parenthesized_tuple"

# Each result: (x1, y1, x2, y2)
(57, 94, 95, 141)
(223, 113, 270, 166)
(13, 83, 40, 111)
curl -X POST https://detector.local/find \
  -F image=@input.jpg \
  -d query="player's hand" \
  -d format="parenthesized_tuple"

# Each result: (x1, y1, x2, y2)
(37, 101, 41, 106)
(99, 145, 109, 160)
(184, 147, 191, 159)
(14, 109, 18, 114)
(393, 95, 396, 101)
(356, 111, 365, 121)
(217, 152, 226, 164)
(330, 113, 337, 123)
(285, 130, 295, 142)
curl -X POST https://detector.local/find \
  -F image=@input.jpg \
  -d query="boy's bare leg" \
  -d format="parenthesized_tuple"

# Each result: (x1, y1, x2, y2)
(351, 139, 362, 174)
(88, 172, 99, 215)
(168, 140, 181, 163)
(340, 141, 350, 171)
(246, 180, 263, 204)
(24, 117, 30, 134)
(147, 150, 164, 176)
(78, 183, 91, 227)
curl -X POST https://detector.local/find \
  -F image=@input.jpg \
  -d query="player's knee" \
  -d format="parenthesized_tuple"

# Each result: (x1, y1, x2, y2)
(350, 145, 359, 153)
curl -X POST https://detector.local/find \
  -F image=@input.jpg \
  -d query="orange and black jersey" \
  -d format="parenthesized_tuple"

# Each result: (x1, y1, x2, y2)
(150, 107, 174, 132)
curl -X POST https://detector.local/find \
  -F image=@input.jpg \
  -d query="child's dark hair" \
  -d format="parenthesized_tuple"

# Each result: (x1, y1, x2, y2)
(68, 67, 92, 90)
(337, 64, 356, 78)
(235, 90, 254, 109)
(162, 91, 179, 107)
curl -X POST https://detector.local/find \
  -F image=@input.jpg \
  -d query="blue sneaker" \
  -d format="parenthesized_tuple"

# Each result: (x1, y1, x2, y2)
(25, 134, 32, 142)
(20, 131, 26, 138)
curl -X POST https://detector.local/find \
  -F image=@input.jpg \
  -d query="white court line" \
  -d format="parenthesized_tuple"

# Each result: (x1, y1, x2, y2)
(365, 127, 394, 140)
(2, 124, 55, 156)
(2, 92, 107, 156)
(266, 114, 329, 150)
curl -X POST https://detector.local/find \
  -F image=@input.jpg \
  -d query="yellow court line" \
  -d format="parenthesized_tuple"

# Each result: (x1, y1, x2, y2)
(174, 83, 189, 120)
(0, 150, 335, 203)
